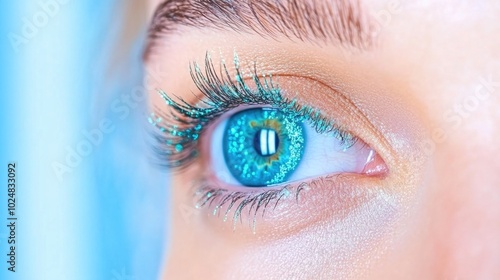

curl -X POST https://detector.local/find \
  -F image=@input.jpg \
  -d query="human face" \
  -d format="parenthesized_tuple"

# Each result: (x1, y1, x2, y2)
(144, 0, 500, 279)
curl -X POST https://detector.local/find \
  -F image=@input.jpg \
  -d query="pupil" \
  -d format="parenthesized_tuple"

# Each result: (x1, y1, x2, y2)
(253, 128, 279, 157)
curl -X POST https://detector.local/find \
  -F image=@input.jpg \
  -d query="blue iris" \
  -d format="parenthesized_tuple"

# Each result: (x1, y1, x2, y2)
(223, 108, 306, 186)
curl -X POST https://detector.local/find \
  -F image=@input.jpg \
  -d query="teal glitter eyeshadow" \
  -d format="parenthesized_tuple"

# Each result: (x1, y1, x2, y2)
(223, 108, 306, 186)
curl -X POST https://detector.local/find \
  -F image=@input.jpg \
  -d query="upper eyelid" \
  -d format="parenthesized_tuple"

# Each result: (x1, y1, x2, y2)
(149, 52, 359, 169)
(269, 74, 397, 162)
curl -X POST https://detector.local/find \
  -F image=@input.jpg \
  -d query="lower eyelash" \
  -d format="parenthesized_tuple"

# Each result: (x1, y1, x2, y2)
(193, 178, 324, 233)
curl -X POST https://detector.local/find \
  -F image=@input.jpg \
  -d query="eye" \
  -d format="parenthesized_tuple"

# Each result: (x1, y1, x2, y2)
(212, 107, 306, 186)
(150, 51, 391, 232)
(210, 107, 385, 187)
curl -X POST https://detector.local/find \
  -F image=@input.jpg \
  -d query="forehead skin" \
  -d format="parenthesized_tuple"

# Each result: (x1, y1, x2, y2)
(145, 0, 500, 279)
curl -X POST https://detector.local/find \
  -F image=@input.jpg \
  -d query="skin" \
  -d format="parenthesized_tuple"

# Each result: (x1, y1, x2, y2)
(144, 0, 500, 279)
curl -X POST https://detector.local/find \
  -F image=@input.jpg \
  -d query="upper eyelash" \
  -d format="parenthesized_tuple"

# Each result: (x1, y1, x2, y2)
(149, 51, 355, 168)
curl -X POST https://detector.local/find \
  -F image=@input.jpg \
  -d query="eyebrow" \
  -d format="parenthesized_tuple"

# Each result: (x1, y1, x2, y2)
(144, 0, 375, 58)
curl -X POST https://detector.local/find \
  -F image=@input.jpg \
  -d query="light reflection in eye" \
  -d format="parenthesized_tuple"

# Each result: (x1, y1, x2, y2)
(210, 107, 379, 187)
(221, 107, 305, 186)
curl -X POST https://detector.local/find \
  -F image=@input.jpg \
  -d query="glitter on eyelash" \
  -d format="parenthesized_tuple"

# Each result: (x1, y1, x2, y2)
(149, 51, 356, 168)
(194, 182, 310, 233)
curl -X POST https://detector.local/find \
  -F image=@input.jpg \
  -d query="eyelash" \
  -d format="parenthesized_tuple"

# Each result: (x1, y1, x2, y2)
(194, 181, 309, 232)
(149, 51, 356, 169)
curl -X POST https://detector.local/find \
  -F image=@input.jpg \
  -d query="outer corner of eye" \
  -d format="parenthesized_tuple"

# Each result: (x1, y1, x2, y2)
(359, 144, 389, 177)
(206, 107, 388, 188)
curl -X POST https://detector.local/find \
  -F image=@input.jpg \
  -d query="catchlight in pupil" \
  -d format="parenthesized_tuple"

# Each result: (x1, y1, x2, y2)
(253, 128, 280, 157)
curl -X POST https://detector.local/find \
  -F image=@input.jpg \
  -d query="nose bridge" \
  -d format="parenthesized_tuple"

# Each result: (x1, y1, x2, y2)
(433, 132, 500, 279)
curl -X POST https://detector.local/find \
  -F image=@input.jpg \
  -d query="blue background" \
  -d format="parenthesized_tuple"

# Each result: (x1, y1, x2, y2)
(0, 1, 168, 279)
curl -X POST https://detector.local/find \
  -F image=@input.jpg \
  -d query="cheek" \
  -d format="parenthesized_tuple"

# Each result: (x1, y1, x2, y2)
(161, 175, 266, 277)
(431, 138, 500, 272)
(209, 192, 401, 279)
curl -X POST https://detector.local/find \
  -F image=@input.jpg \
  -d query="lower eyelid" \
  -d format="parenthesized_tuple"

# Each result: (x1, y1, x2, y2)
(191, 173, 385, 237)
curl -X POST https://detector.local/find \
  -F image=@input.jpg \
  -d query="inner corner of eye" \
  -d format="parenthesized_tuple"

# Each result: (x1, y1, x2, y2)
(207, 107, 387, 187)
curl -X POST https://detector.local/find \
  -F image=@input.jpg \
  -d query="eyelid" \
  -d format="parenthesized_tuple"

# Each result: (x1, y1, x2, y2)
(152, 67, 392, 175)
(247, 74, 396, 170)
(190, 172, 387, 237)
(232, 73, 395, 171)
(149, 52, 375, 170)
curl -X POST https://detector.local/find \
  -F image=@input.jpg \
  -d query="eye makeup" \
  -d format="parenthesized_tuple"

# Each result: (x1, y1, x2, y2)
(148, 52, 355, 169)
(149, 51, 390, 234)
